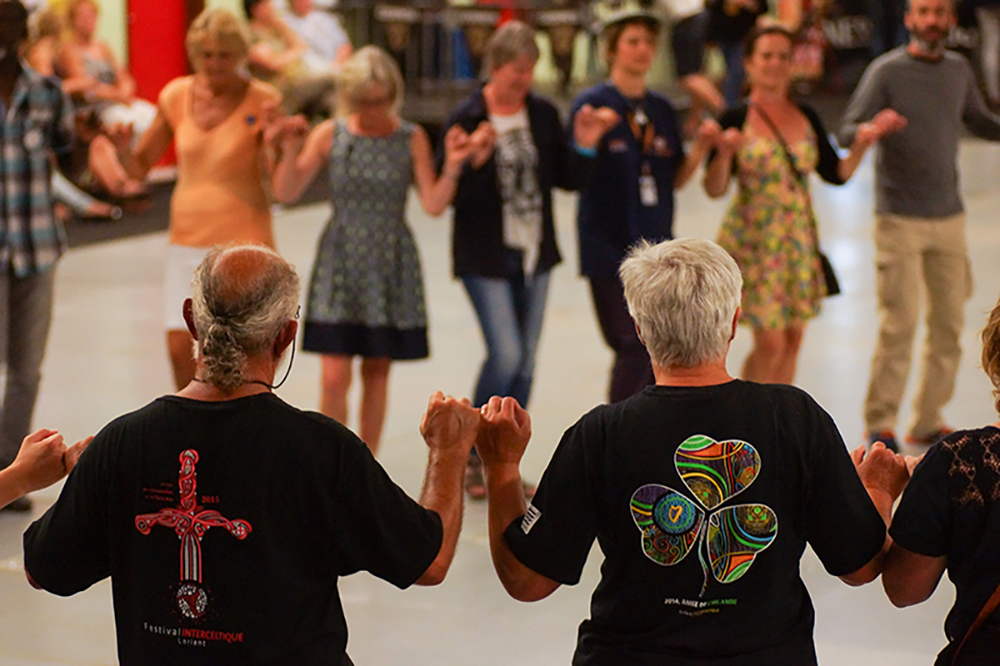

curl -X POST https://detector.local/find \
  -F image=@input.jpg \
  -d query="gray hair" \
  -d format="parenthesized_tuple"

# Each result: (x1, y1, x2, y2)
(190, 245, 300, 392)
(482, 20, 539, 79)
(337, 45, 405, 116)
(619, 238, 742, 368)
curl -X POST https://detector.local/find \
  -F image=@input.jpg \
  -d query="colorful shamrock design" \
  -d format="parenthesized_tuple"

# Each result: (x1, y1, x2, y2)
(629, 435, 778, 596)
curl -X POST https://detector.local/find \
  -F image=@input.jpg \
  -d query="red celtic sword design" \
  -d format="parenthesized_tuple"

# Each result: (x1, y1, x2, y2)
(135, 450, 252, 618)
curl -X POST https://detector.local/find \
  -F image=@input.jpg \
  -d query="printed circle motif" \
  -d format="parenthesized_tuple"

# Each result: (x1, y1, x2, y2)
(653, 492, 696, 534)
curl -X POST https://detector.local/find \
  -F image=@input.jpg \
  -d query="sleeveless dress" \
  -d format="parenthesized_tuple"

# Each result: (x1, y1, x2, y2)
(302, 119, 429, 359)
(716, 133, 825, 330)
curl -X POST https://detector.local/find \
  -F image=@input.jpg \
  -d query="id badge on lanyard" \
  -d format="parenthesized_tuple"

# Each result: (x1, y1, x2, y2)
(629, 105, 658, 207)
(639, 162, 658, 207)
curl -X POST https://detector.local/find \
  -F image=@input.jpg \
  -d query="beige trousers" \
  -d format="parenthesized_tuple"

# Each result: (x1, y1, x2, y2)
(864, 212, 973, 438)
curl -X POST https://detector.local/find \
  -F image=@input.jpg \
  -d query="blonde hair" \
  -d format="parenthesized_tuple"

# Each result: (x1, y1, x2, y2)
(982, 295, 1000, 415)
(186, 8, 252, 68)
(30, 8, 64, 42)
(66, 0, 98, 22)
(336, 45, 404, 117)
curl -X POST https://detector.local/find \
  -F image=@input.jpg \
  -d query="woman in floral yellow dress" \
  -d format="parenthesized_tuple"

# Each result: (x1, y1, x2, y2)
(703, 25, 900, 384)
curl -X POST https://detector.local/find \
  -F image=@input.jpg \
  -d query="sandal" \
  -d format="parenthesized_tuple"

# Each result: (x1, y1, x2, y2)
(464, 454, 486, 500)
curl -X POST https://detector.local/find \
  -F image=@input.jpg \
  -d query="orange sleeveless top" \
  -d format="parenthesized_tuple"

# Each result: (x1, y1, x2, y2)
(160, 76, 281, 248)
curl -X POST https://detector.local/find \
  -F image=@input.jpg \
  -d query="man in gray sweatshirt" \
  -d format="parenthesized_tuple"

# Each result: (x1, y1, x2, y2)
(840, 0, 1000, 452)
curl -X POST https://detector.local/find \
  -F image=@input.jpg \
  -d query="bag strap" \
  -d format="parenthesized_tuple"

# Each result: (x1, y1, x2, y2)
(750, 102, 827, 250)
(952, 580, 1000, 665)
(751, 101, 807, 188)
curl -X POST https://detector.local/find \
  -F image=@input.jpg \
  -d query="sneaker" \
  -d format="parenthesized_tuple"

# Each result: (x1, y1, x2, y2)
(866, 430, 899, 453)
(1, 495, 33, 513)
(906, 427, 954, 447)
(464, 454, 486, 501)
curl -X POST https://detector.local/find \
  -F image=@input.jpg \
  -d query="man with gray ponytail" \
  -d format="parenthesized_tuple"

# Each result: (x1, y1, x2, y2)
(24, 244, 478, 666)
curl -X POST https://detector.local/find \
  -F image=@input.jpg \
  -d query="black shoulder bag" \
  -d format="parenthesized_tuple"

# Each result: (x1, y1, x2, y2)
(750, 102, 841, 297)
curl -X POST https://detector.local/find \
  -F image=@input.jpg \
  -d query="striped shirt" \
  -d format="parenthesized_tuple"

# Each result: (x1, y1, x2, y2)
(0, 62, 74, 277)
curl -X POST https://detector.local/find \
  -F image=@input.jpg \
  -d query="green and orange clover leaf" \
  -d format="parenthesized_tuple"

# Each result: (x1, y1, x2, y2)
(629, 435, 778, 596)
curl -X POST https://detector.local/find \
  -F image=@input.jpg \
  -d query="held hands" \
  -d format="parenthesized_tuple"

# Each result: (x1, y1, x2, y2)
(442, 124, 474, 176)
(264, 114, 310, 155)
(467, 121, 497, 169)
(856, 108, 909, 148)
(851, 441, 911, 502)
(419, 391, 480, 456)
(573, 104, 621, 151)
(476, 396, 532, 467)
(10, 429, 93, 494)
(716, 127, 745, 155)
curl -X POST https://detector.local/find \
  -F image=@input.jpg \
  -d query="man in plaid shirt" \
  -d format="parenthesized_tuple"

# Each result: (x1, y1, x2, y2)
(0, 0, 75, 512)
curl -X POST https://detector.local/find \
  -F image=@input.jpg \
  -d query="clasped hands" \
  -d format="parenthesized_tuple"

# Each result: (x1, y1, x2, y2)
(419, 392, 530, 467)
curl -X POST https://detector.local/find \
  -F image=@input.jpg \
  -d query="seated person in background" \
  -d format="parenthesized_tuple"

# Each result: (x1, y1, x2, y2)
(245, 0, 336, 119)
(882, 292, 1000, 665)
(0, 429, 90, 511)
(26, 8, 122, 220)
(54, 0, 152, 203)
(23, 245, 479, 665)
(282, 0, 352, 74)
(474, 237, 910, 664)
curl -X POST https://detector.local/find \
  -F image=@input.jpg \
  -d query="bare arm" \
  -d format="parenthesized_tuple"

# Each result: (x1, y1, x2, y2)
(836, 111, 907, 181)
(675, 119, 721, 189)
(479, 396, 562, 601)
(882, 545, 947, 607)
(414, 392, 479, 585)
(838, 442, 911, 586)
(269, 117, 331, 203)
(703, 127, 743, 198)
(117, 108, 174, 180)
(412, 124, 469, 217)
(0, 430, 91, 510)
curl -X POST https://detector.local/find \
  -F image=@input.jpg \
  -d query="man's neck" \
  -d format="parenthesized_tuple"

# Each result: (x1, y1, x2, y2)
(609, 68, 646, 99)
(653, 360, 734, 387)
(907, 39, 946, 61)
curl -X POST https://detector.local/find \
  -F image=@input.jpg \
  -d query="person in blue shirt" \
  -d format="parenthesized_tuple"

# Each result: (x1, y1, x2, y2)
(570, 9, 719, 403)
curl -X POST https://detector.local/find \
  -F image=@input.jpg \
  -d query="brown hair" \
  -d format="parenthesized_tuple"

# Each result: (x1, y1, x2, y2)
(743, 25, 795, 59)
(602, 16, 661, 64)
(982, 295, 1000, 414)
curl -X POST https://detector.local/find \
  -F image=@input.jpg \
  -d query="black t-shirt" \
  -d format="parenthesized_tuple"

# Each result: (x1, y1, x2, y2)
(23, 394, 442, 666)
(505, 381, 885, 665)
(890, 426, 1000, 664)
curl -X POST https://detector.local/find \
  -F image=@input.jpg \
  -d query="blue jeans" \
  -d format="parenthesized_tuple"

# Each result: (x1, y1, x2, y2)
(462, 253, 551, 408)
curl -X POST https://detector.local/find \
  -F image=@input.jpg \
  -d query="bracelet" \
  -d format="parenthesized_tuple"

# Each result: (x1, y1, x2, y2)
(573, 142, 598, 158)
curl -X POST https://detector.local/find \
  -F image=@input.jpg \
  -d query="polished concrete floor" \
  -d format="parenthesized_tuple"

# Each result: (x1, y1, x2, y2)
(3, 139, 1000, 665)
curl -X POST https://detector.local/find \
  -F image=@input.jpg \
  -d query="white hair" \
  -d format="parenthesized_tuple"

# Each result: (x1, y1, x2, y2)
(619, 238, 742, 368)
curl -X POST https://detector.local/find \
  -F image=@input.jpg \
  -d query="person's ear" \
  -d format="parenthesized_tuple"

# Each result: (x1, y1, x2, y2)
(730, 308, 740, 342)
(183, 299, 198, 340)
(633, 319, 647, 346)
(274, 319, 298, 357)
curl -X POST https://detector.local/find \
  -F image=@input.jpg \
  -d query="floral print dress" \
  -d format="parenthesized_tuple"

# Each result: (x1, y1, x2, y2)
(717, 131, 825, 330)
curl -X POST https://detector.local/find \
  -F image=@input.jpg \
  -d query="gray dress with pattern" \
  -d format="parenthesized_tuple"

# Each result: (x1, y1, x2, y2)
(302, 119, 428, 359)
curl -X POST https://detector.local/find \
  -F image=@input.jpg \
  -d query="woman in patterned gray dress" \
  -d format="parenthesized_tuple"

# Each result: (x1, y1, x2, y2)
(269, 46, 475, 455)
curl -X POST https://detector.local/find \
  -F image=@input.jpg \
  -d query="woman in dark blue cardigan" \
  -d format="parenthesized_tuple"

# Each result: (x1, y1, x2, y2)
(441, 21, 617, 497)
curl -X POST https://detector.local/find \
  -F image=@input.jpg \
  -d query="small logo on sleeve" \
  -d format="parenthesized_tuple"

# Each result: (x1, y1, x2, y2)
(520, 504, 542, 534)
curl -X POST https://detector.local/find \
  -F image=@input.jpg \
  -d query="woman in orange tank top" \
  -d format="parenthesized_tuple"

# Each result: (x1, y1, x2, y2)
(120, 8, 283, 389)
